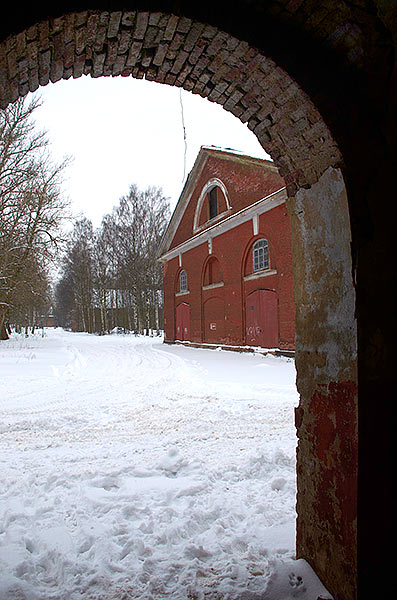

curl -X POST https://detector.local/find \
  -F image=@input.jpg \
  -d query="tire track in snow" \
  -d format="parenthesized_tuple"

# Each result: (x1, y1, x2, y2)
(0, 331, 307, 600)
(0, 334, 199, 449)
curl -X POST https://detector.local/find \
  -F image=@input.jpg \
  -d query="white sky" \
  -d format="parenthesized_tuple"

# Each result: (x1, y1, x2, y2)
(31, 75, 269, 227)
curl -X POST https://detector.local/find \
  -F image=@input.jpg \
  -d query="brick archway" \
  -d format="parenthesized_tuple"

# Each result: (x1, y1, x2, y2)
(0, 10, 343, 191)
(1, 4, 396, 600)
(0, 9, 357, 599)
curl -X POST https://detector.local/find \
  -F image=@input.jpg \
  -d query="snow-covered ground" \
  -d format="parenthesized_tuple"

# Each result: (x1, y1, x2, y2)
(0, 329, 332, 599)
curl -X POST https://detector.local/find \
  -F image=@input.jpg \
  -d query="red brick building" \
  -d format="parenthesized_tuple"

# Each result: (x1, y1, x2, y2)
(159, 146, 295, 350)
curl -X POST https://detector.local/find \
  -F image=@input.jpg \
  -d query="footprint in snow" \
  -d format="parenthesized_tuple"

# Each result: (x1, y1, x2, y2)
(271, 477, 287, 491)
(157, 446, 186, 475)
(289, 572, 305, 592)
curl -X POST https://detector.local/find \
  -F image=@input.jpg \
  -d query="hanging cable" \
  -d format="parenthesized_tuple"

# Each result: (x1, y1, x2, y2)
(179, 89, 187, 182)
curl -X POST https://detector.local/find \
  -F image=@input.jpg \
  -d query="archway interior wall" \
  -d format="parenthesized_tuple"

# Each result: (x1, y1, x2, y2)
(0, 10, 357, 600)
(289, 166, 358, 598)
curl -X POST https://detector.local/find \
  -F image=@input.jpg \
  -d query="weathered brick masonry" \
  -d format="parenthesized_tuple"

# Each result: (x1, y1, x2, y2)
(0, 9, 341, 195)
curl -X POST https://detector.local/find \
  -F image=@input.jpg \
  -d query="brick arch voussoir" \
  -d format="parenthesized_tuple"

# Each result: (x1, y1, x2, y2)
(0, 9, 342, 194)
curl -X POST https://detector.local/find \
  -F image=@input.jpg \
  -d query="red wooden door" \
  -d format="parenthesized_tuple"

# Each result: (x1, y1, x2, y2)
(176, 303, 190, 341)
(245, 289, 278, 348)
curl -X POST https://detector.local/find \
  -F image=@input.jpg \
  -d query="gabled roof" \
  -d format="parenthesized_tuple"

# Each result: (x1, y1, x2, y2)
(158, 146, 277, 258)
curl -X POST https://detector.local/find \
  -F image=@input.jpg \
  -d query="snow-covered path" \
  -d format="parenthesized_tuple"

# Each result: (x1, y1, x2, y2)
(0, 329, 331, 600)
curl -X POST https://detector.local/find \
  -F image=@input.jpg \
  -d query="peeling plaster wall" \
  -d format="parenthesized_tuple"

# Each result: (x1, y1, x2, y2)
(288, 167, 358, 600)
(290, 167, 357, 389)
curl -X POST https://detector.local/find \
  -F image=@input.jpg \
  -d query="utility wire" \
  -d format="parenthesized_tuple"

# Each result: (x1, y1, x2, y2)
(179, 89, 187, 182)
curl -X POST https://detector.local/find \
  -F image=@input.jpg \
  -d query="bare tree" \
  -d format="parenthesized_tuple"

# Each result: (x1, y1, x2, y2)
(0, 96, 70, 339)
(55, 185, 170, 335)
(103, 184, 170, 332)
(57, 218, 95, 332)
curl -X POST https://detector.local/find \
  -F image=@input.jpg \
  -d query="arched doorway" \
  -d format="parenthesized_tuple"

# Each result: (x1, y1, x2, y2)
(2, 4, 395, 598)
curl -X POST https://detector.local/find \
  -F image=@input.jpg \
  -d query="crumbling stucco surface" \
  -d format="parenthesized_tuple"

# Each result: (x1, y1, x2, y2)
(288, 167, 358, 600)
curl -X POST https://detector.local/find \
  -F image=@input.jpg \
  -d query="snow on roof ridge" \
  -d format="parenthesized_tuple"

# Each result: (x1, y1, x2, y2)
(200, 144, 271, 161)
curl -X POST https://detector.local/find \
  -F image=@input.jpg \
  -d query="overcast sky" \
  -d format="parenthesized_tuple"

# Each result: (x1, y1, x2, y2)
(32, 75, 269, 228)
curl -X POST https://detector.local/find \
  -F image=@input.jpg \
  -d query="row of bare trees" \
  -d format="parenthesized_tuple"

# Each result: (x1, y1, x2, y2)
(55, 185, 170, 334)
(0, 97, 69, 339)
(0, 96, 170, 339)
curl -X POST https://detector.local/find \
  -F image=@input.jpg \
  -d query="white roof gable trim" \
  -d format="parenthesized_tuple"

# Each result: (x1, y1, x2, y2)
(158, 150, 208, 257)
(159, 187, 287, 263)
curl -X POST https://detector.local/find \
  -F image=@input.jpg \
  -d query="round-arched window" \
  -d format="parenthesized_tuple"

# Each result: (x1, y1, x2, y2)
(208, 186, 218, 220)
(253, 239, 269, 272)
(203, 256, 223, 286)
(194, 178, 231, 231)
(179, 269, 188, 292)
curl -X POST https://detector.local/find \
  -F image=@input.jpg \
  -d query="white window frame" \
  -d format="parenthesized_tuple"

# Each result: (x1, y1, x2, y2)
(253, 238, 269, 272)
(179, 269, 188, 293)
(193, 178, 231, 232)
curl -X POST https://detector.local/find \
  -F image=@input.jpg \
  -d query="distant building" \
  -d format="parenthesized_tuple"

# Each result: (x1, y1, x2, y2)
(159, 146, 295, 350)
(40, 310, 56, 328)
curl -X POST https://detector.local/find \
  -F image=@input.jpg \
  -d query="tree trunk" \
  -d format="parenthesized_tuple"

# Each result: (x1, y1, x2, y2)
(0, 322, 9, 340)
(0, 308, 9, 340)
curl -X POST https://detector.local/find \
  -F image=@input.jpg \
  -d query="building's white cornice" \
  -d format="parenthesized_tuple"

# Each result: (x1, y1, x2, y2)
(159, 187, 287, 263)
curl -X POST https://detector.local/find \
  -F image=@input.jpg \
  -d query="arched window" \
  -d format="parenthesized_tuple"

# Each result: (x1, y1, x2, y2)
(208, 186, 218, 220)
(193, 179, 231, 231)
(203, 256, 223, 286)
(179, 269, 188, 292)
(253, 239, 269, 272)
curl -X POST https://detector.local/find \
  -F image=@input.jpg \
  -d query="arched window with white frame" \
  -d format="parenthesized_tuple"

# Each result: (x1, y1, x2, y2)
(193, 178, 231, 232)
(179, 269, 188, 293)
(253, 238, 269, 272)
(208, 186, 218, 220)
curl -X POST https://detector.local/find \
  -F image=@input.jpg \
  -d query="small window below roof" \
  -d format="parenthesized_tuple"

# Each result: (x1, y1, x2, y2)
(179, 269, 188, 293)
(253, 239, 269, 272)
(194, 178, 231, 232)
(208, 187, 218, 220)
